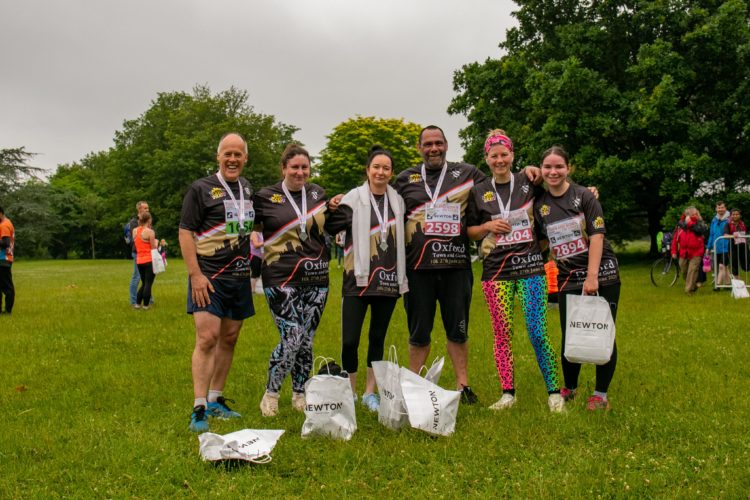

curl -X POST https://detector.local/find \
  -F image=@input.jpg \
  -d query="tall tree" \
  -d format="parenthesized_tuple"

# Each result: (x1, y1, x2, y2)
(50, 85, 298, 258)
(0, 147, 42, 194)
(450, 0, 750, 252)
(316, 116, 423, 195)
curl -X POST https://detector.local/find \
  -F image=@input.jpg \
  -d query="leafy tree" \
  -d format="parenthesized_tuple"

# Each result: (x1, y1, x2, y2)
(449, 0, 750, 252)
(50, 85, 298, 258)
(316, 116, 423, 195)
(0, 147, 42, 194)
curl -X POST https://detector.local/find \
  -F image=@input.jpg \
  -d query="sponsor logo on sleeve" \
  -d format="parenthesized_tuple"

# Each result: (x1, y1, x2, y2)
(539, 204, 550, 217)
(210, 187, 225, 200)
(482, 191, 496, 203)
(593, 216, 605, 229)
(409, 173, 423, 183)
(270, 194, 285, 204)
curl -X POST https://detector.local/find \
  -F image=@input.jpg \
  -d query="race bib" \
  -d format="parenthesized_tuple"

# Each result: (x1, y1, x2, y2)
(424, 203, 460, 237)
(547, 216, 588, 259)
(494, 208, 533, 246)
(224, 200, 254, 236)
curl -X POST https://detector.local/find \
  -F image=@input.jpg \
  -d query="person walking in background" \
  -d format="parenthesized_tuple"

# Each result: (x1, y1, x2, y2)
(706, 201, 731, 287)
(126, 201, 153, 307)
(325, 145, 409, 412)
(180, 132, 255, 433)
(672, 206, 707, 295)
(0, 206, 15, 315)
(250, 231, 264, 294)
(725, 208, 748, 279)
(254, 143, 331, 417)
(466, 130, 563, 412)
(133, 212, 157, 309)
(535, 146, 621, 411)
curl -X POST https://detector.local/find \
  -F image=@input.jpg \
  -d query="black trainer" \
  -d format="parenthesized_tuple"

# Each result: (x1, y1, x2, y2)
(460, 386, 479, 405)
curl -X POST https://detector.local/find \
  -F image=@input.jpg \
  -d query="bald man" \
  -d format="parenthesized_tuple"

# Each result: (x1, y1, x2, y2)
(179, 133, 255, 432)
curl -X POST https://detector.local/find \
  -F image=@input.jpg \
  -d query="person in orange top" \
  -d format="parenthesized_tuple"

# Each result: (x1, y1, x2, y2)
(0, 206, 14, 314)
(133, 211, 157, 309)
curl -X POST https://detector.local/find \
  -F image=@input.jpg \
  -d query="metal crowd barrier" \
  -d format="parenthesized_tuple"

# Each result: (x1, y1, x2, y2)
(711, 234, 749, 291)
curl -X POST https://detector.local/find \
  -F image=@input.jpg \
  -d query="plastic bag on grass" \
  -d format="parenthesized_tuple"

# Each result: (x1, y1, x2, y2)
(198, 429, 284, 463)
(301, 357, 357, 440)
(372, 346, 409, 430)
(400, 367, 460, 437)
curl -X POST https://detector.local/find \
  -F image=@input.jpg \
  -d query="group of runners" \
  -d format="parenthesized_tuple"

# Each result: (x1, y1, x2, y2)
(178, 127, 621, 433)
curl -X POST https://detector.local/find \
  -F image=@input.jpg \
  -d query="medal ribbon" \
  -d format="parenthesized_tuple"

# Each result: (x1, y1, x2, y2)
(369, 189, 389, 248)
(281, 181, 307, 237)
(491, 174, 514, 220)
(421, 162, 448, 208)
(216, 172, 245, 234)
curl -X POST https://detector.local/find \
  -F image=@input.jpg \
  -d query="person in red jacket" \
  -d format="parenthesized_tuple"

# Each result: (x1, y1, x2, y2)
(671, 206, 707, 295)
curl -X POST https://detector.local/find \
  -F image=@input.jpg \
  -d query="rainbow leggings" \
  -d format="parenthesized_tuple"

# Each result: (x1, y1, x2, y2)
(481, 275, 560, 394)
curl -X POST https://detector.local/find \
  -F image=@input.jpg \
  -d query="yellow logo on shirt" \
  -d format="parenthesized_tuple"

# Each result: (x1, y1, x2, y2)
(482, 191, 495, 203)
(270, 194, 285, 204)
(409, 174, 422, 183)
(593, 216, 605, 229)
(210, 187, 225, 200)
(539, 204, 550, 217)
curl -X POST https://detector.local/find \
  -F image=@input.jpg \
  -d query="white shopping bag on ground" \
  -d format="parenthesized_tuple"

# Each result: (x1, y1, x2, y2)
(372, 346, 409, 430)
(198, 429, 284, 463)
(564, 292, 616, 365)
(399, 367, 460, 437)
(301, 358, 357, 440)
(731, 279, 749, 299)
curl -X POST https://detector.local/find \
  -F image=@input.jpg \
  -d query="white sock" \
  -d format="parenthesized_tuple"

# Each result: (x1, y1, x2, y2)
(593, 390, 608, 401)
(194, 397, 207, 408)
(207, 390, 222, 403)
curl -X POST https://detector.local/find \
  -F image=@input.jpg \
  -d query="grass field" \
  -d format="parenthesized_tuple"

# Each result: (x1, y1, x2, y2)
(1, 256, 748, 497)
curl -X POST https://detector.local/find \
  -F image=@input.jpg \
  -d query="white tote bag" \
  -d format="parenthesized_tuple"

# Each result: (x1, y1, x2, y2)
(731, 279, 749, 299)
(372, 346, 409, 430)
(301, 358, 357, 440)
(399, 367, 460, 437)
(564, 292, 616, 365)
(198, 429, 284, 463)
(151, 249, 166, 274)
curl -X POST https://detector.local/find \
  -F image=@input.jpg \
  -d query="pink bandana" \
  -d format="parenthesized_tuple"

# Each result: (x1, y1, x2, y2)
(484, 134, 513, 154)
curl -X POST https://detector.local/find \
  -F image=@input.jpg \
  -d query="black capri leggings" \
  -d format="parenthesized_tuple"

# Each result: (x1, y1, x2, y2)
(137, 263, 156, 306)
(341, 295, 398, 374)
(558, 282, 620, 393)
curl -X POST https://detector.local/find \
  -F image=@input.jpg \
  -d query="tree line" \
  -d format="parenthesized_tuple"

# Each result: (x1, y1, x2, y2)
(2, 0, 748, 258)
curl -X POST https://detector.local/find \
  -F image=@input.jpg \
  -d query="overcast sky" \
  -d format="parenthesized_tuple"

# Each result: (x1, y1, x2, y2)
(1, 0, 516, 174)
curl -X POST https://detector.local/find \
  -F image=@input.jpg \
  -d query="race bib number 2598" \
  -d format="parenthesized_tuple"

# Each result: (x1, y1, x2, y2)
(424, 203, 460, 237)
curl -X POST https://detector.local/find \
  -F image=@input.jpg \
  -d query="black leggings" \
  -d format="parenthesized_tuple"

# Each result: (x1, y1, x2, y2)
(558, 283, 620, 393)
(137, 263, 155, 306)
(341, 295, 398, 374)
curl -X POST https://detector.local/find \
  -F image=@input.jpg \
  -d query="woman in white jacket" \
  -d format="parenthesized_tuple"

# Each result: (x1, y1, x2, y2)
(325, 145, 408, 412)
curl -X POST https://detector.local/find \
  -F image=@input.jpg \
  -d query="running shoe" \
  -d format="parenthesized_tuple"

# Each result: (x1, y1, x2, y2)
(560, 388, 577, 402)
(548, 393, 565, 413)
(460, 386, 479, 405)
(189, 405, 209, 433)
(587, 395, 611, 411)
(207, 396, 241, 419)
(259, 391, 280, 417)
(489, 393, 515, 410)
(361, 393, 380, 412)
(291, 392, 306, 412)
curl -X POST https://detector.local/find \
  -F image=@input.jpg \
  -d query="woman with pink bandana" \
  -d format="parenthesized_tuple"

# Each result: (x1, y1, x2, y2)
(466, 129, 563, 413)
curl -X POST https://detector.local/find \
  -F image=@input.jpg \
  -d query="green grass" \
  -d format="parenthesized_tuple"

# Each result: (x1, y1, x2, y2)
(1, 258, 748, 497)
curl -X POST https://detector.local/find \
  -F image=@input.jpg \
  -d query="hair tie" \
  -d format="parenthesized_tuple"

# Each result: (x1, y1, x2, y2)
(484, 134, 513, 154)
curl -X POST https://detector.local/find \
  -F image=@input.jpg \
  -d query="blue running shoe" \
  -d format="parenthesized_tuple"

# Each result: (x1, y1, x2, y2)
(361, 392, 380, 412)
(207, 396, 242, 419)
(189, 405, 209, 433)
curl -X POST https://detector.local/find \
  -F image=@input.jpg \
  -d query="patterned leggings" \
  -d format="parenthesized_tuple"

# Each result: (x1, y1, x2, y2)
(264, 285, 329, 394)
(482, 275, 560, 394)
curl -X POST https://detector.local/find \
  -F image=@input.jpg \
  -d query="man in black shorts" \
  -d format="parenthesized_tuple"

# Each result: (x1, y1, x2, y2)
(393, 126, 485, 404)
(179, 133, 255, 432)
